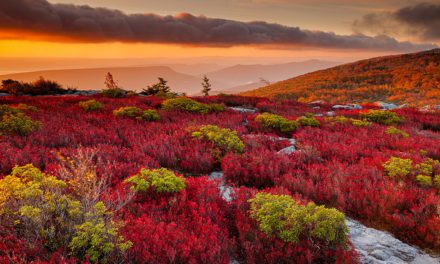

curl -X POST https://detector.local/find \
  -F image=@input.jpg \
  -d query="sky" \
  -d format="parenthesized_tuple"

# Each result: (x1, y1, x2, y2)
(0, 0, 439, 63)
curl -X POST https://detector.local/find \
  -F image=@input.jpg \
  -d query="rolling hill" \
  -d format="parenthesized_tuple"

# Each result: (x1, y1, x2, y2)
(241, 49, 440, 105)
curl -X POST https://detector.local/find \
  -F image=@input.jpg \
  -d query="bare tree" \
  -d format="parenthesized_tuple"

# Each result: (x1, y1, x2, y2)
(201, 75, 212, 96)
(104, 72, 119, 89)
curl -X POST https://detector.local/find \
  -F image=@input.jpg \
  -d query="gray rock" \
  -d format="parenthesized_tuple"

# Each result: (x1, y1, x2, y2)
(333, 104, 363, 110)
(228, 106, 257, 113)
(0, 93, 10, 96)
(277, 146, 296, 155)
(346, 219, 439, 264)
(208, 171, 234, 201)
(376, 102, 398, 110)
(326, 111, 336, 116)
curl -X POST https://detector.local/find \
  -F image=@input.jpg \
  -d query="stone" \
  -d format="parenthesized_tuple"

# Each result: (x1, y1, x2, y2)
(228, 106, 257, 113)
(332, 104, 362, 110)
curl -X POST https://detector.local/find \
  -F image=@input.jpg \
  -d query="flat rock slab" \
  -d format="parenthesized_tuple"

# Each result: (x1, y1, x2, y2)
(228, 107, 257, 113)
(346, 219, 439, 264)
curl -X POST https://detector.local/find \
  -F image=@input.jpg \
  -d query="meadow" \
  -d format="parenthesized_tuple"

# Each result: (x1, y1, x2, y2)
(0, 94, 439, 263)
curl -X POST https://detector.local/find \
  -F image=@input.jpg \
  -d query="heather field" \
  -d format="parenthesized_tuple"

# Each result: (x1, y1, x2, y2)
(0, 94, 439, 263)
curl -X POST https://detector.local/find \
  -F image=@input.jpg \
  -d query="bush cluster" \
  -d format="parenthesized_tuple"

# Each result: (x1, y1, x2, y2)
(125, 168, 186, 194)
(1, 77, 68, 95)
(79, 99, 104, 111)
(360, 110, 402, 125)
(249, 193, 348, 245)
(351, 119, 372, 127)
(0, 164, 131, 263)
(162, 97, 224, 114)
(255, 113, 299, 135)
(113, 106, 160, 121)
(0, 105, 41, 136)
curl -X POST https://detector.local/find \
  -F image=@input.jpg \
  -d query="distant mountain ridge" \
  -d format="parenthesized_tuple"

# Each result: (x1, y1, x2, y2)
(0, 60, 340, 95)
(241, 49, 440, 105)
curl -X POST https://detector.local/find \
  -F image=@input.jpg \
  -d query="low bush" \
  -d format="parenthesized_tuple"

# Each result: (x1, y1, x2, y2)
(0, 105, 41, 136)
(102, 88, 127, 98)
(125, 168, 186, 194)
(249, 193, 347, 245)
(255, 113, 299, 135)
(385, 126, 409, 138)
(192, 125, 244, 156)
(113, 107, 160, 121)
(79, 99, 104, 111)
(297, 116, 320, 127)
(351, 119, 371, 127)
(360, 110, 402, 125)
(162, 97, 224, 114)
(382, 157, 413, 180)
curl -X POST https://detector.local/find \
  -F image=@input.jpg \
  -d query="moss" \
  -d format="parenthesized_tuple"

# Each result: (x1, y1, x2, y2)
(255, 113, 299, 134)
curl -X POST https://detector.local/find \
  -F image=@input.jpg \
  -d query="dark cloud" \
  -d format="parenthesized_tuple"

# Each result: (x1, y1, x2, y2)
(0, 0, 436, 51)
(353, 2, 440, 41)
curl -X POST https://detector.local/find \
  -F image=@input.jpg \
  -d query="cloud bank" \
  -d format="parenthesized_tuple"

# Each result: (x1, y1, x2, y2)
(353, 2, 440, 42)
(0, 0, 436, 51)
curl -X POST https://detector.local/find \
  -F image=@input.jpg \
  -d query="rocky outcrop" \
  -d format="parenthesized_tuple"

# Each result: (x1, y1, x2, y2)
(346, 219, 439, 264)
(228, 106, 257, 113)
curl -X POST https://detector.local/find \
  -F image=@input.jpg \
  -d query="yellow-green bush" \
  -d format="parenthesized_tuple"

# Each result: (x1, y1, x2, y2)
(0, 112, 41, 136)
(434, 175, 440, 189)
(297, 116, 320, 127)
(249, 193, 347, 245)
(125, 168, 186, 193)
(382, 157, 413, 180)
(360, 110, 402, 125)
(15, 103, 38, 112)
(162, 97, 224, 114)
(139, 109, 160, 121)
(416, 175, 432, 187)
(351, 119, 371, 127)
(113, 107, 160, 121)
(102, 88, 126, 98)
(79, 99, 104, 111)
(191, 125, 244, 154)
(0, 164, 130, 262)
(255, 113, 299, 134)
(385, 126, 409, 138)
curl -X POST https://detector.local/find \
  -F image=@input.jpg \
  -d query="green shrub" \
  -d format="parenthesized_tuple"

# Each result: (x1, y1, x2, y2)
(102, 88, 126, 98)
(0, 104, 21, 116)
(415, 175, 432, 187)
(125, 168, 186, 194)
(255, 113, 299, 134)
(249, 193, 347, 245)
(383, 157, 413, 180)
(113, 106, 142, 118)
(351, 119, 371, 127)
(360, 110, 402, 125)
(0, 112, 41, 136)
(192, 125, 244, 154)
(434, 175, 440, 190)
(385, 126, 409, 138)
(415, 158, 439, 175)
(15, 103, 38, 112)
(297, 116, 320, 127)
(113, 106, 160, 121)
(162, 97, 223, 114)
(79, 100, 104, 111)
(139, 109, 160, 121)
(333, 116, 349, 124)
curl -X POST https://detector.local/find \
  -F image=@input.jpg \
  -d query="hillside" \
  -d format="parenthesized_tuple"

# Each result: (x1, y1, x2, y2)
(241, 49, 440, 105)
(206, 60, 339, 88)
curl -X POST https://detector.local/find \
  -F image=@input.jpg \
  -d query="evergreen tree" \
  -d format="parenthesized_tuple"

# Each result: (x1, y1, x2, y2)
(201, 75, 211, 96)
